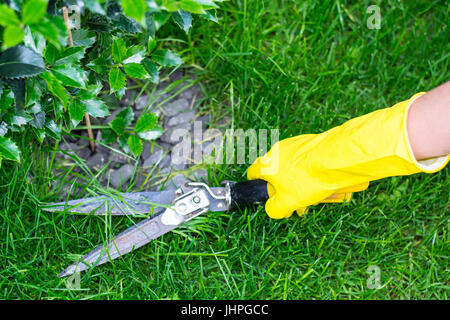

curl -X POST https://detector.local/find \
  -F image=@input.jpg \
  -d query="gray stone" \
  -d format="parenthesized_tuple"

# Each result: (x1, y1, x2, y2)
(142, 148, 164, 168)
(78, 146, 92, 159)
(194, 115, 210, 130)
(165, 110, 196, 127)
(87, 152, 107, 170)
(157, 155, 171, 169)
(105, 108, 123, 124)
(166, 173, 186, 190)
(59, 142, 78, 159)
(170, 69, 184, 82)
(60, 142, 78, 151)
(135, 95, 149, 110)
(141, 142, 152, 160)
(162, 98, 190, 117)
(158, 141, 172, 150)
(189, 169, 208, 182)
(160, 167, 171, 176)
(78, 131, 90, 146)
(110, 152, 130, 164)
(65, 135, 79, 143)
(180, 88, 194, 100)
(152, 91, 170, 106)
(160, 122, 190, 144)
(96, 130, 102, 142)
(110, 164, 134, 188)
(171, 141, 191, 170)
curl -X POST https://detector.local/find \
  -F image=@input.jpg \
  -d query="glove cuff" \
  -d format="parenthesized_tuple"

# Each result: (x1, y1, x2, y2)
(403, 92, 450, 173)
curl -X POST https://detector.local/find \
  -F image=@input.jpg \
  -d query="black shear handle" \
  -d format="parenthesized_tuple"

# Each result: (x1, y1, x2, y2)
(229, 179, 269, 209)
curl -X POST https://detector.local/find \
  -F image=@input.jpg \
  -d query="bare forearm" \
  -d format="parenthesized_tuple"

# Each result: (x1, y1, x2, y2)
(407, 81, 450, 160)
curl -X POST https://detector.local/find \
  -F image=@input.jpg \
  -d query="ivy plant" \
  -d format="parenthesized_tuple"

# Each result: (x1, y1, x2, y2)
(0, 0, 222, 165)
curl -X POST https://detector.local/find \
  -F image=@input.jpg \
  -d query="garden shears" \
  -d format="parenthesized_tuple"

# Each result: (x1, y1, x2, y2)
(43, 179, 354, 277)
(43, 179, 272, 277)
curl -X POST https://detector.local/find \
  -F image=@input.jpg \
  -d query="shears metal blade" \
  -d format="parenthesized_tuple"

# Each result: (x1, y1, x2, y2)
(42, 180, 269, 277)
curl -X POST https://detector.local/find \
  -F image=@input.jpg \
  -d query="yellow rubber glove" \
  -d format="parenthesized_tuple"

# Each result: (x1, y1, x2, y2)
(248, 93, 449, 219)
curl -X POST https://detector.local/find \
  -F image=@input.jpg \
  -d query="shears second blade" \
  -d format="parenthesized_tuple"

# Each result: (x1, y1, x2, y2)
(58, 214, 177, 277)
(46, 182, 231, 277)
(41, 190, 176, 215)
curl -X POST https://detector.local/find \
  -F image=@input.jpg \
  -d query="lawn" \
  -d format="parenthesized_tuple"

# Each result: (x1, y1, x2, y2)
(0, 0, 449, 299)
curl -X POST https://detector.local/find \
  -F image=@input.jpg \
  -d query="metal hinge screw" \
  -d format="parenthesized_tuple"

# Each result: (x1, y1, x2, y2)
(192, 195, 201, 205)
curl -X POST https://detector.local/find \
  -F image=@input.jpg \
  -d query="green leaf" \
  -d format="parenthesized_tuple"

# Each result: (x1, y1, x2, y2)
(0, 4, 20, 27)
(135, 113, 158, 132)
(3, 25, 25, 48)
(137, 127, 164, 141)
(54, 46, 86, 66)
(0, 90, 14, 112)
(116, 14, 142, 33)
(23, 26, 46, 55)
(30, 16, 66, 48)
(141, 58, 159, 84)
(147, 37, 157, 53)
(40, 71, 69, 108)
(118, 134, 131, 154)
(44, 43, 58, 65)
(145, 12, 156, 39)
(101, 128, 117, 144)
(33, 127, 46, 143)
(123, 63, 149, 79)
(122, 0, 146, 23)
(162, 0, 180, 11)
(110, 116, 126, 135)
(100, 93, 120, 110)
(82, 98, 110, 118)
(30, 111, 45, 129)
(153, 11, 170, 30)
(45, 119, 61, 140)
(51, 65, 88, 88)
(114, 87, 126, 100)
(46, 15, 67, 40)
(69, 99, 86, 122)
(7, 112, 32, 126)
(195, 0, 219, 9)
(22, 0, 48, 24)
(76, 84, 103, 100)
(112, 37, 127, 63)
(128, 135, 143, 157)
(72, 29, 96, 47)
(179, 0, 206, 14)
(85, 0, 106, 15)
(52, 98, 64, 120)
(5, 78, 25, 110)
(116, 107, 135, 127)
(87, 55, 109, 74)
(86, 13, 110, 32)
(0, 136, 20, 162)
(201, 9, 218, 23)
(109, 68, 127, 93)
(0, 45, 45, 79)
(25, 77, 45, 106)
(123, 45, 146, 64)
(172, 10, 192, 33)
(152, 49, 182, 67)
(0, 122, 8, 136)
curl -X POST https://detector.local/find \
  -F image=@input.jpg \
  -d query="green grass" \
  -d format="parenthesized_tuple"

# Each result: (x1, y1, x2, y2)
(1, 0, 449, 299)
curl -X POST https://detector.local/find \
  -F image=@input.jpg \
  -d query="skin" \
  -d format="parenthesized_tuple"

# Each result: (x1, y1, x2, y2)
(407, 81, 450, 160)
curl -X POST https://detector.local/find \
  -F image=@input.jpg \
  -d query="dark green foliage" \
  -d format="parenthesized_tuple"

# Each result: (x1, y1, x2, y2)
(0, 0, 221, 163)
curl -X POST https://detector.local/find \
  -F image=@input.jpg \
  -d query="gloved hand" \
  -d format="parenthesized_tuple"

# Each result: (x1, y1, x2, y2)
(248, 93, 449, 219)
